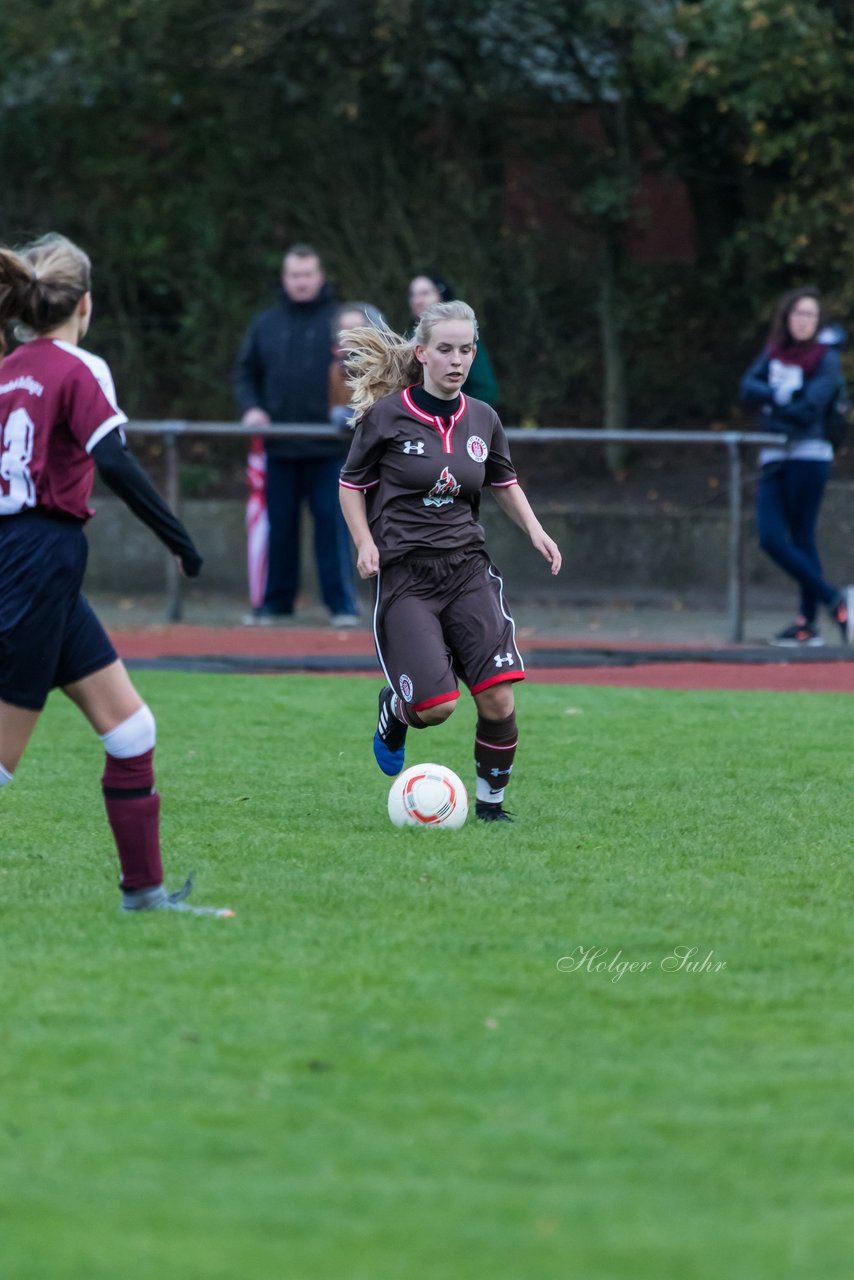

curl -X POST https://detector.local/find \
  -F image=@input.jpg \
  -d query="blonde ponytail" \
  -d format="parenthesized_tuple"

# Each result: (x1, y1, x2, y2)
(343, 323, 422, 422)
(343, 299, 479, 422)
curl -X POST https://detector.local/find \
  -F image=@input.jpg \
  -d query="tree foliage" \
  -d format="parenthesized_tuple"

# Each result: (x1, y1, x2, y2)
(1, 0, 853, 426)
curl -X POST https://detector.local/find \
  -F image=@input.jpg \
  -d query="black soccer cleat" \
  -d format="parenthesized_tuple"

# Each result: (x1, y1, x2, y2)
(475, 800, 514, 823)
(373, 686, 407, 776)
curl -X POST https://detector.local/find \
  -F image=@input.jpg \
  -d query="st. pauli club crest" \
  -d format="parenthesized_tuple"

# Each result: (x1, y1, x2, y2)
(466, 435, 488, 463)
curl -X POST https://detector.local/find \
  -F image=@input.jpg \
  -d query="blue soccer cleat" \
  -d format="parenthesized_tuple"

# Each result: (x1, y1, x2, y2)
(373, 686, 407, 776)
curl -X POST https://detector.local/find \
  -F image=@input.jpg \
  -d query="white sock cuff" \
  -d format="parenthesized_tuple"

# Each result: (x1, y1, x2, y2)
(99, 704, 157, 758)
(0, 763, 13, 786)
(476, 778, 505, 804)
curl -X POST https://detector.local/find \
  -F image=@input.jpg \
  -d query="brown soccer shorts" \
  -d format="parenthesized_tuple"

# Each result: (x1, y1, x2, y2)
(371, 545, 525, 712)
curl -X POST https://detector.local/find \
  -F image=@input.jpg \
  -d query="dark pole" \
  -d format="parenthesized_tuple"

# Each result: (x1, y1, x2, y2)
(727, 437, 745, 642)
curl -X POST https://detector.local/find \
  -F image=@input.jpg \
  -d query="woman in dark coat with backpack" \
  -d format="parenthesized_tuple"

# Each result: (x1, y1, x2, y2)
(740, 286, 852, 647)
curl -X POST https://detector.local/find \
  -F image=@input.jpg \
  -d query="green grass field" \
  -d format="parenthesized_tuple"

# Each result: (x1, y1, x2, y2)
(1, 673, 853, 1280)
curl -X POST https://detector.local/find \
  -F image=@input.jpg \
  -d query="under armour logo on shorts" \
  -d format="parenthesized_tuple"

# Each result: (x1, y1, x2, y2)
(493, 652, 514, 667)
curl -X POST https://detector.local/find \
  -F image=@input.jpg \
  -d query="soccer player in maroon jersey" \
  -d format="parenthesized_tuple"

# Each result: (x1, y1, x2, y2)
(0, 233, 233, 916)
(339, 300, 561, 822)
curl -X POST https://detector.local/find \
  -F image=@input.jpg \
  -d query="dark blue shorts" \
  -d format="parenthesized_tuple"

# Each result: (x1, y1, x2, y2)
(0, 512, 117, 711)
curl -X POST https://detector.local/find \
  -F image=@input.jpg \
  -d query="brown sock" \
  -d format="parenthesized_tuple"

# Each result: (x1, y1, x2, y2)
(474, 711, 518, 802)
(392, 693, 428, 729)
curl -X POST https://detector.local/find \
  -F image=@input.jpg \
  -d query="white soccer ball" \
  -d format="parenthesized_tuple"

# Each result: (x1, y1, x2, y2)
(388, 763, 469, 829)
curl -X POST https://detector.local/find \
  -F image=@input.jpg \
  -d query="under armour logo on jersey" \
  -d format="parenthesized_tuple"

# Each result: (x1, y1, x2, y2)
(423, 466, 461, 507)
(402, 440, 425, 454)
(493, 652, 515, 667)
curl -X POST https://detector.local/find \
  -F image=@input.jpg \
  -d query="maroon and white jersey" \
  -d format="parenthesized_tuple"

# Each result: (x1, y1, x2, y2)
(340, 387, 518, 564)
(0, 337, 128, 521)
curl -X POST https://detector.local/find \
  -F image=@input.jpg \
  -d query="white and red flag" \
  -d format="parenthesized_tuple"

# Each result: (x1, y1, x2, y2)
(245, 435, 269, 610)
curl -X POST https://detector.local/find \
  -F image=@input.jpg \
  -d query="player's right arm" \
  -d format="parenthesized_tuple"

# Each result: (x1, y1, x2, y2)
(339, 409, 386, 578)
(338, 485, 379, 579)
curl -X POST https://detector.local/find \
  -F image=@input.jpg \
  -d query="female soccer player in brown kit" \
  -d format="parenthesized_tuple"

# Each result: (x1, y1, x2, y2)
(339, 301, 561, 821)
(0, 233, 233, 915)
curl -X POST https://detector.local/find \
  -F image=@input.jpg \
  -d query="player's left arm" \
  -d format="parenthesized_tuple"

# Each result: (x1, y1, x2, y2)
(92, 430, 203, 576)
(490, 483, 562, 575)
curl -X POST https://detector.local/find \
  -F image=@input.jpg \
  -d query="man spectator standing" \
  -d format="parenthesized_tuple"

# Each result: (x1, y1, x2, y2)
(233, 244, 360, 625)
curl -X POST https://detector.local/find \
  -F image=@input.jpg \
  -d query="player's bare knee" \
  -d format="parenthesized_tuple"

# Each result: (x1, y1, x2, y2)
(420, 700, 457, 726)
(99, 704, 156, 757)
(475, 686, 515, 720)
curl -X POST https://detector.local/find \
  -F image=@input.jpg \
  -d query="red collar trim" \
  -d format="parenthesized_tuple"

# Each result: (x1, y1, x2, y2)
(402, 386, 467, 427)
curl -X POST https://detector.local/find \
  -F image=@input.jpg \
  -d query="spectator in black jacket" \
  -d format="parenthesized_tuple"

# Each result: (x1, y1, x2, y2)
(740, 286, 852, 647)
(233, 245, 359, 625)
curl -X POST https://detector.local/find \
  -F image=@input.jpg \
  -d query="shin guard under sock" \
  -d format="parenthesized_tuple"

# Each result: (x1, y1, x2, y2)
(474, 711, 518, 804)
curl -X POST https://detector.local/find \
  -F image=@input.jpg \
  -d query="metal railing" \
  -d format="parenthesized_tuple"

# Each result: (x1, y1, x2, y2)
(124, 421, 789, 641)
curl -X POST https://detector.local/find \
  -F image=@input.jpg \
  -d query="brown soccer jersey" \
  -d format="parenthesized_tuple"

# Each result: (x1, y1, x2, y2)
(339, 386, 517, 565)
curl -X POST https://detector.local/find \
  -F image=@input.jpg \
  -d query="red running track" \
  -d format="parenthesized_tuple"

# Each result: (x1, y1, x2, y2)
(526, 664, 854, 693)
(107, 626, 854, 694)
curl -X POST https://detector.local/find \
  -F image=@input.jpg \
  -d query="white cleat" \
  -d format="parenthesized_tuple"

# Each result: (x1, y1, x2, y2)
(121, 875, 235, 918)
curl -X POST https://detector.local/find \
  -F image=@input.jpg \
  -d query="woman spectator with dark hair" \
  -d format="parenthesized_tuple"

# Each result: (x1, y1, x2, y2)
(741, 285, 852, 647)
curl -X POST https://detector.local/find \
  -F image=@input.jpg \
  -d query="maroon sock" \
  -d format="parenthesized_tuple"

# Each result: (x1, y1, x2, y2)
(475, 711, 518, 798)
(101, 749, 163, 891)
